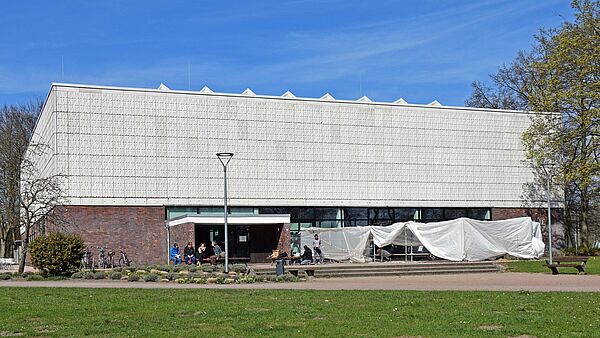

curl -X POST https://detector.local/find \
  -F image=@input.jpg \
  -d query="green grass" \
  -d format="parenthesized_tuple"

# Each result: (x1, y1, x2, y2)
(506, 256, 600, 274)
(1, 288, 600, 337)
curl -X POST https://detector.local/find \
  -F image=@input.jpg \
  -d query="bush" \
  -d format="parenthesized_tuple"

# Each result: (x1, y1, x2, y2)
(109, 272, 122, 280)
(26, 274, 45, 281)
(112, 267, 123, 273)
(232, 264, 247, 273)
(144, 273, 159, 282)
(71, 272, 83, 279)
(93, 271, 106, 280)
(0, 273, 12, 280)
(21, 271, 34, 278)
(201, 265, 214, 273)
(84, 272, 95, 279)
(166, 272, 178, 281)
(128, 274, 139, 282)
(29, 232, 85, 276)
(563, 247, 599, 256)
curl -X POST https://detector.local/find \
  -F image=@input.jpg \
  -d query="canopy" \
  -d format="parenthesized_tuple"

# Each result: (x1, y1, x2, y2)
(300, 217, 544, 262)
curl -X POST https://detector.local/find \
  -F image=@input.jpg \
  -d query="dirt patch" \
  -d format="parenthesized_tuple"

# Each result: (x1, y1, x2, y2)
(478, 324, 503, 331)
(0, 332, 24, 337)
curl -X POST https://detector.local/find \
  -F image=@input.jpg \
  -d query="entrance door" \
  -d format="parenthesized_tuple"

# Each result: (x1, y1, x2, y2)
(194, 224, 250, 258)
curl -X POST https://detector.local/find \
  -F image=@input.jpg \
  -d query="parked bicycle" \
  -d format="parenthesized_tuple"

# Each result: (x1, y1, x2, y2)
(118, 250, 132, 267)
(97, 247, 115, 269)
(81, 248, 94, 269)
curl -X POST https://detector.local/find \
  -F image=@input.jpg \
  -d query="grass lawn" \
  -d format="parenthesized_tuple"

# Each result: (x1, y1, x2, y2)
(1, 288, 599, 337)
(506, 256, 600, 274)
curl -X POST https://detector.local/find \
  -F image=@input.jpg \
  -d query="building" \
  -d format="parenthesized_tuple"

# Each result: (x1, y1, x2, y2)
(28, 83, 551, 264)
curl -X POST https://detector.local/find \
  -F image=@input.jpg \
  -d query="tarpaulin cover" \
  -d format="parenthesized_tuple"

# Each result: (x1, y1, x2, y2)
(300, 217, 544, 262)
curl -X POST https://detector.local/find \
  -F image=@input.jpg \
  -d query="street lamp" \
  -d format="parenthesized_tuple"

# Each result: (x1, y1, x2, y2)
(216, 152, 233, 273)
(541, 163, 555, 264)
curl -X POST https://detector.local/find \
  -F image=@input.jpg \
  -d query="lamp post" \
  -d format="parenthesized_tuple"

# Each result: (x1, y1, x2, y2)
(216, 152, 233, 273)
(541, 163, 555, 264)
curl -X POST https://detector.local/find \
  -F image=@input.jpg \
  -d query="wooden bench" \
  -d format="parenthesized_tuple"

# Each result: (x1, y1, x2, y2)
(288, 267, 315, 277)
(214, 257, 251, 267)
(545, 256, 589, 275)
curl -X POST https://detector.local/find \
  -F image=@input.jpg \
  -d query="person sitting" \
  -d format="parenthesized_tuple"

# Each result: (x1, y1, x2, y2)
(300, 245, 313, 265)
(196, 242, 210, 264)
(210, 240, 223, 265)
(267, 250, 280, 264)
(169, 243, 181, 265)
(376, 248, 392, 261)
(183, 242, 196, 265)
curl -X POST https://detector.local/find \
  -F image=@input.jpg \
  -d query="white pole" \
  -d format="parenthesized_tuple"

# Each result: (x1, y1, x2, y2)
(547, 172, 553, 264)
(223, 164, 229, 273)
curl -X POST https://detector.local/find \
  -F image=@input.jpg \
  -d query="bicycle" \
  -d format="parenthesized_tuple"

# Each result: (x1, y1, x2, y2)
(118, 250, 132, 267)
(81, 248, 94, 269)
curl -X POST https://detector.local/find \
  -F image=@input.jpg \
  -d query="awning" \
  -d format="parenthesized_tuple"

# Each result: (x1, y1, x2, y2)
(167, 214, 291, 227)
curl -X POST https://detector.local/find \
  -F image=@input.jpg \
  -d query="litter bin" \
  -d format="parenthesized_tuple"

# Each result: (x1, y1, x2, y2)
(275, 259, 285, 276)
(13, 240, 23, 265)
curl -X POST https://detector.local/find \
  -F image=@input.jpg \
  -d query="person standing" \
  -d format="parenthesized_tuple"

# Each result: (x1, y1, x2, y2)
(312, 234, 323, 264)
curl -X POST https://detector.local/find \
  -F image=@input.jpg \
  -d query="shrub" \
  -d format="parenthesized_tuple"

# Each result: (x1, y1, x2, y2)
(84, 272, 95, 279)
(166, 272, 178, 281)
(112, 267, 123, 273)
(93, 271, 106, 280)
(71, 272, 84, 279)
(216, 275, 227, 284)
(128, 274, 139, 282)
(201, 265, 214, 273)
(45, 276, 68, 281)
(109, 272, 122, 280)
(188, 266, 199, 273)
(29, 232, 85, 276)
(563, 247, 599, 256)
(21, 271, 34, 278)
(0, 273, 12, 280)
(283, 274, 300, 282)
(26, 274, 45, 281)
(144, 273, 159, 282)
(232, 264, 247, 273)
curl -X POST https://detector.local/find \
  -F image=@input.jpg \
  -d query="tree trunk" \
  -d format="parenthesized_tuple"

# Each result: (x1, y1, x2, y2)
(17, 220, 30, 275)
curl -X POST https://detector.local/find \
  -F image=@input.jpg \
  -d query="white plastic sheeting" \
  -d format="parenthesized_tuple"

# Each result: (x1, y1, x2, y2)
(300, 217, 544, 262)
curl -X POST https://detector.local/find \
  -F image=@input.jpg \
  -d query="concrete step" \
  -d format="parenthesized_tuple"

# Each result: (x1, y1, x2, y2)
(251, 261, 503, 277)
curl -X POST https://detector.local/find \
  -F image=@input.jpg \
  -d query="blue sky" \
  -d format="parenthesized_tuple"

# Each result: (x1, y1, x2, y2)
(0, 0, 573, 107)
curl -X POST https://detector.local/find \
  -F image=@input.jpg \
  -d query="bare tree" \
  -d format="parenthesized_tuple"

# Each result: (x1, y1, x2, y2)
(0, 103, 39, 258)
(18, 143, 67, 274)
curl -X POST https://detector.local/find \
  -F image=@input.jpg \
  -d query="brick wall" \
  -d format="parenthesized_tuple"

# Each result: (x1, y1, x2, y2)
(492, 207, 563, 225)
(55, 206, 166, 265)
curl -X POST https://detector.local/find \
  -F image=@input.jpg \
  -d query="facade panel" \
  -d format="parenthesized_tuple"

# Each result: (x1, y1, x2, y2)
(31, 83, 540, 208)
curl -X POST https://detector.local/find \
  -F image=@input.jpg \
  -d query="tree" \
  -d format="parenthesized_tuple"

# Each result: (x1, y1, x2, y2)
(18, 143, 67, 274)
(0, 103, 38, 258)
(466, 0, 600, 247)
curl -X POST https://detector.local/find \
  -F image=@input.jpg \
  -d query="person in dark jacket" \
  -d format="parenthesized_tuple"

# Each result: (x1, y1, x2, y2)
(196, 242, 210, 264)
(300, 245, 313, 265)
(183, 242, 196, 265)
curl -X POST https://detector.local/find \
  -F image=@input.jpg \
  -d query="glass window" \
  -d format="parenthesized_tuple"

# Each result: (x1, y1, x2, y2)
(289, 223, 300, 231)
(468, 208, 491, 220)
(316, 220, 341, 228)
(422, 208, 444, 221)
(258, 207, 290, 215)
(344, 208, 368, 220)
(230, 207, 257, 215)
(166, 207, 198, 220)
(394, 208, 418, 221)
(343, 219, 369, 227)
(369, 208, 394, 221)
(314, 208, 339, 220)
(444, 209, 467, 220)
(199, 207, 224, 215)
(291, 208, 314, 220)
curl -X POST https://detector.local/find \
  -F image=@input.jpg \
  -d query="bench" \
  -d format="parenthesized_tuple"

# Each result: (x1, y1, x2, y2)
(214, 257, 251, 267)
(0, 258, 15, 270)
(288, 267, 315, 277)
(545, 256, 589, 275)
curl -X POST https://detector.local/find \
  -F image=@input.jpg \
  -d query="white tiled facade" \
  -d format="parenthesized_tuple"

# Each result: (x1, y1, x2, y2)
(30, 83, 537, 208)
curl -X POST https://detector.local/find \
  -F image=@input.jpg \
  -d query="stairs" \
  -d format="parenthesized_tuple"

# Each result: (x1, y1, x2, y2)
(251, 261, 504, 278)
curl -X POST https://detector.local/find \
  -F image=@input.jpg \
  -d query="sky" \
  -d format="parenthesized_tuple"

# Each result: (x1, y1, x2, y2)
(0, 0, 574, 107)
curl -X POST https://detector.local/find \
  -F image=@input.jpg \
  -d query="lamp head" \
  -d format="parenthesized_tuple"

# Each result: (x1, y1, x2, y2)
(216, 152, 234, 167)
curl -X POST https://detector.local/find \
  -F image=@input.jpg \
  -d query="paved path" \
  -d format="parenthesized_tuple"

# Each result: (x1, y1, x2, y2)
(2, 273, 600, 292)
